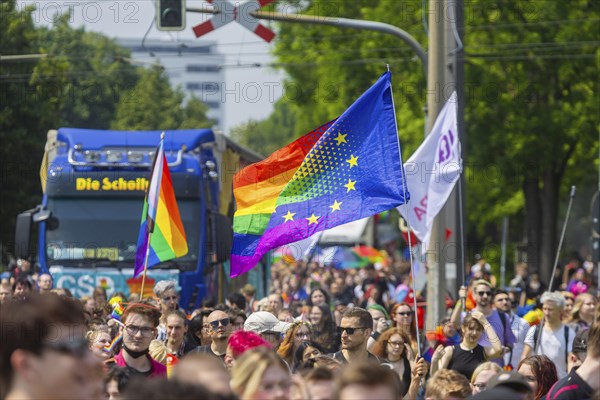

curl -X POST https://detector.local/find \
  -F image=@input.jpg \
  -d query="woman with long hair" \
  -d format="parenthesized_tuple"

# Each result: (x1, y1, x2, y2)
(186, 309, 212, 348)
(391, 302, 419, 357)
(517, 355, 558, 400)
(292, 340, 326, 372)
(371, 328, 413, 397)
(231, 347, 292, 400)
(306, 288, 330, 308)
(276, 321, 312, 366)
(431, 311, 503, 380)
(309, 303, 339, 353)
(567, 293, 598, 333)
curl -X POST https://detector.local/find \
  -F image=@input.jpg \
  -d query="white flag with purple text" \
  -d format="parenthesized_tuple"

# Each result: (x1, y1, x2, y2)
(398, 91, 461, 253)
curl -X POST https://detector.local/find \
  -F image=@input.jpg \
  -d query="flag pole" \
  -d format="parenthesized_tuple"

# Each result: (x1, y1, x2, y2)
(139, 132, 165, 299)
(457, 140, 466, 312)
(140, 229, 152, 299)
(387, 65, 422, 358)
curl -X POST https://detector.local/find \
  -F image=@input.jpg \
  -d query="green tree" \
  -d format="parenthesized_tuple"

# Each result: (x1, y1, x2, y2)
(230, 98, 296, 155)
(264, 0, 598, 282)
(111, 66, 213, 130)
(0, 0, 48, 264)
(464, 0, 599, 282)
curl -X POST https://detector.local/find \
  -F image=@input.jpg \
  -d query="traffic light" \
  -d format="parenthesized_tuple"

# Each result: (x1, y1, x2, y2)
(157, 0, 185, 31)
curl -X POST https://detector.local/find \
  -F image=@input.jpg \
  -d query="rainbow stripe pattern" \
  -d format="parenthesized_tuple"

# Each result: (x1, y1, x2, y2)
(134, 137, 188, 277)
(231, 72, 409, 277)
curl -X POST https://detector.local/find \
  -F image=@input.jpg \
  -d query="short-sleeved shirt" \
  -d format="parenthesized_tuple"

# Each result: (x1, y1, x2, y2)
(504, 312, 531, 367)
(474, 309, 516, 366)
(524, 324, 575, 379)
(545, 369, 594, 399)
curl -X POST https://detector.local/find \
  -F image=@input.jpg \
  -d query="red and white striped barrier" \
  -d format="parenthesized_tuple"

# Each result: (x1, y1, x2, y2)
(193, 0, 275, 42)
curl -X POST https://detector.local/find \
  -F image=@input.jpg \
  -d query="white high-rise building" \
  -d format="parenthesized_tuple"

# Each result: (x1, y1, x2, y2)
(117, 38, 225, 130)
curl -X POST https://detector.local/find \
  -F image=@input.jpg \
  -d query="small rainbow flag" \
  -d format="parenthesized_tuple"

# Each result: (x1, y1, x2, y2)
(103, 333, 122, 353)
(111, 302, 125, 321)
(134, 135, 188, 277)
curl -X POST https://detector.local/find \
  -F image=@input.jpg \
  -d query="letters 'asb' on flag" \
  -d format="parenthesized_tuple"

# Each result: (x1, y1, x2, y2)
(231, 72, 410, 277)
(398, 91, 462, 252)
(134, 138, 188, 278)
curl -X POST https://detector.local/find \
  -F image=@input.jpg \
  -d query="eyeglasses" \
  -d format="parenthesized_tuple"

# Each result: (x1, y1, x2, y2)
(473, 383, 487, 390)
(125, 325, 155, 337)
(477, 291, 492, 297)
(337, 326, 368, 335)
(397, 311, 412, 316)
(208, 318, 230, 330)
(387, 341, 404, 347)
(43, 337, 90, 358)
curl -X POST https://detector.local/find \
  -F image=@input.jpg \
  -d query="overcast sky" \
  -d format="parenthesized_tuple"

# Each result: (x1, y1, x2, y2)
(20, 0, 285, 134)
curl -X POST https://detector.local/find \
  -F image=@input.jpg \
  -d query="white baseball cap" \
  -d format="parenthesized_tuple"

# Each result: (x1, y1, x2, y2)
(244, 311, 291, 334)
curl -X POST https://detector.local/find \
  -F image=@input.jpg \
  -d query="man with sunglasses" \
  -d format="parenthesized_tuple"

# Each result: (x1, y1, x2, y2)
(106, 302, 166, 378)
(1, 294, 104, 400)
(332, 307, 384, 364)
(193, 310, 231, 361)
(452, 279, 515, 367)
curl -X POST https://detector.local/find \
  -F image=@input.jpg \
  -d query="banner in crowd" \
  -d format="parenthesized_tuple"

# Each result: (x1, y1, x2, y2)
(399, 91, 462, 252)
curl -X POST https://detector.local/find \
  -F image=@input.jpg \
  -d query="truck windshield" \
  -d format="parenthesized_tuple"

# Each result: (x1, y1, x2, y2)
(45, 197, 199, 268)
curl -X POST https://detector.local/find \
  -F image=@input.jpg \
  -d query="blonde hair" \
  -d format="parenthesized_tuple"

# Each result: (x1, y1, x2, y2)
(426, 370, 471, 399)
(84, 325, 110, 345)
(569, 293, 597, 323)
(230, 347, 289, 399)
(470, 361, 502, 384)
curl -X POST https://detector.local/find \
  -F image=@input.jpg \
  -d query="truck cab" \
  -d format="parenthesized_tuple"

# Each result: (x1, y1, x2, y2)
(15, 128, 263, 308)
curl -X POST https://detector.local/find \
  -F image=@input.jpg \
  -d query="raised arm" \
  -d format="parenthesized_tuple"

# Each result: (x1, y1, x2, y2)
(430, 344, 453, 376)
(404, 356, 428, 400)
(450, 286, 467, 329)
(471, 310, 503, 359)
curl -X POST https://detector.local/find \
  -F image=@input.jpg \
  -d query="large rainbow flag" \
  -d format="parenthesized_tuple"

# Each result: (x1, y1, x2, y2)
(134, 136, 188, 277)
(231, 72, 409, 277)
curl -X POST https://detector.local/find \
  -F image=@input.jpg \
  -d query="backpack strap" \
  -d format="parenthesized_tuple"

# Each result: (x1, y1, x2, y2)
(563, 325, 569, 366)
(533, 324, 542, 352)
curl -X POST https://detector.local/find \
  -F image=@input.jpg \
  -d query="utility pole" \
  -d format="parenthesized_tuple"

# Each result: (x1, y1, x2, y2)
(425, 0, 447, 331)
(425, 0, 464, 330)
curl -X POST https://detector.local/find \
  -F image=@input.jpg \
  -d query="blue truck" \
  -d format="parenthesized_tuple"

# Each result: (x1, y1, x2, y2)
(15, 128, 265, 308)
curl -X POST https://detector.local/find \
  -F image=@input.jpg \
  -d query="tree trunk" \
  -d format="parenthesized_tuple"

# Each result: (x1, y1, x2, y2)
(523, 177, 541, 274)
(540, 168, 559, 287)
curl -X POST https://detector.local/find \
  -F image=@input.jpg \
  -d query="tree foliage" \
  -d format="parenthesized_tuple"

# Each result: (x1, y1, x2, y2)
(111, 66, 213, 130)
(259, 0, 598, 279)
(0, 1, 213, 264)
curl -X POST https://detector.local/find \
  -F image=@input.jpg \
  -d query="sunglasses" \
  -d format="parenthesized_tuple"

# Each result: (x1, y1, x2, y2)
(337, 326, 368, 335)
(43, 337, 90, 358)
(477, 291, 492, 297)
(387, 341, 404, 347)
(208, 318, 230, 330)
(397, 311, 412, 316)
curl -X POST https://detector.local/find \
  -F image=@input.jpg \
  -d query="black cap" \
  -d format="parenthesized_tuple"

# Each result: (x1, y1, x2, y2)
(572, 328, 589, 354)
(487, 371, 532, 393)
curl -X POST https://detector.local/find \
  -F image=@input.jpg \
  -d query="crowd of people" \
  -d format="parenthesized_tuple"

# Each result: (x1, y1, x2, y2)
(1, 253, 599, 399)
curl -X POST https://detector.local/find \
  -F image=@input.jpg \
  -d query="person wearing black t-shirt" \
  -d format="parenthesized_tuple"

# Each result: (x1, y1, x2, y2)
(431, 311, 503, 380)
